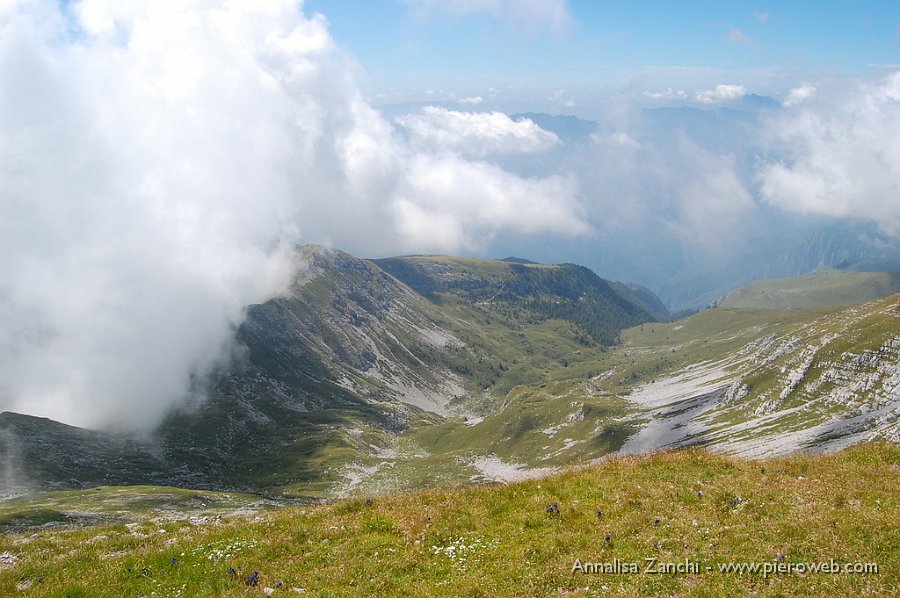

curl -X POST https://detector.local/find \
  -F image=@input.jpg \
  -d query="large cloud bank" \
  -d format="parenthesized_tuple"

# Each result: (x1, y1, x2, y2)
(0, 0, 581, 429)
(759, 72, 900, 234)
(396, 107, 561, 158)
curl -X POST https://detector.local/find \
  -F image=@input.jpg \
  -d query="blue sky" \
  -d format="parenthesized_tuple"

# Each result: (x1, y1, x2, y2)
(305, 0, 900, 105)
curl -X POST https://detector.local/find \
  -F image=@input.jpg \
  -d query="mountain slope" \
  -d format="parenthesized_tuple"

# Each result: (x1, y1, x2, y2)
(1, 247, 664, 496)
(714, 268, 900, 310)
(374, 254, 666, 345)
(616, 296, 900, 457)
(2, 249, 897, 500)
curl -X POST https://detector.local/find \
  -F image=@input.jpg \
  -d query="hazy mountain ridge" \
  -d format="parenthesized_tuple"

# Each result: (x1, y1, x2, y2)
(374, 254, 667, 345)
(475, 108, 900, 311)
(714, 268, 900, 310)
(655, 221, 900, 310)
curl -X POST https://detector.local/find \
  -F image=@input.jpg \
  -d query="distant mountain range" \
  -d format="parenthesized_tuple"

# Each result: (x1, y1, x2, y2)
(383, 101, 900, 311)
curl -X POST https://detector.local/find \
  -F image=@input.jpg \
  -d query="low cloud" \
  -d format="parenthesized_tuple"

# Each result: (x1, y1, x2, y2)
(394, 154, 587, 252)
(459, 95, 484, 105)
(759, 71, 900, 234)
(643, 88, 689, 100)
(395, 107, 561, 157)
(695, 84, 747, 103)
(594, 131, 641, 149)
(550, 88, 576, 107)
(567, 118, 761, 262)
(783, 84, 817, 107)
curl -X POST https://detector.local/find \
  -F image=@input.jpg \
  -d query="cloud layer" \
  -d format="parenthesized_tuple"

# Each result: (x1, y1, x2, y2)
(396, 107, 560, 158)
(759, 72, 900, 234)
(695, 84, 747, 103)
(0, 0, 586, 429)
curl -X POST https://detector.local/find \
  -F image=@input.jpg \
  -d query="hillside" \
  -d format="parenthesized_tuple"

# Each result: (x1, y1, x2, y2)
(374, 254, 667, 344)
(0, 442, 895, 596)
(1, 247, 664, 497)
(714, 268, 900, 310)
(327, 294, 900, 498)
(2, 247, 899, 502)
(3, 249, 899, 499)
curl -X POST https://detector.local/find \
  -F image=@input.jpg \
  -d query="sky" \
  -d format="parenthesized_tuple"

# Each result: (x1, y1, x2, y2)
(306, 0, 900, 108)
(1, 0, 898, 430)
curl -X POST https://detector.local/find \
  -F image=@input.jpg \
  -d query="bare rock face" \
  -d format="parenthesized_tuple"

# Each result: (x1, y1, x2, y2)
(619, 297, 900, 458)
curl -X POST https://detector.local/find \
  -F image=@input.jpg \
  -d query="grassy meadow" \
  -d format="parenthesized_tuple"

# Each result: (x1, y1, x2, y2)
(0, 442, 896, 597)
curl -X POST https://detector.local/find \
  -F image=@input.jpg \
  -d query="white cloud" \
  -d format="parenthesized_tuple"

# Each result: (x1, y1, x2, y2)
(395, 107, 561, 157)
(394, 154, 588, 252)
(695, 84, 747, 103)
(759, 71, 900, 234)
(0, 0, 588, 430)
(755, 11, 771, 24)
(643, 88, 688, 100)
(551, 88, 575, 107)
(406, 0, 571, 34)
(550, 123, 765, 285)
(591, 131, 641, 149)
(783, 83, 817, 107)
(459, 95, 483, 104)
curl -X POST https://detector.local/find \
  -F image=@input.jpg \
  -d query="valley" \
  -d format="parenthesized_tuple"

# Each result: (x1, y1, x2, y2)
(2, 247, 898, 502)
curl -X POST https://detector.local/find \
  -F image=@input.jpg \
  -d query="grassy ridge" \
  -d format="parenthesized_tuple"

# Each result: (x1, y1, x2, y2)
(323, 297, 900, 495)
(1, 442, 896, 597)
(715, 269, 900, 310)
(375, 254, 664, 346)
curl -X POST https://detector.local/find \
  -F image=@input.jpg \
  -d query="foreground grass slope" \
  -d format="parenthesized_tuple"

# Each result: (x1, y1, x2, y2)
(1, 443, 896, 597)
